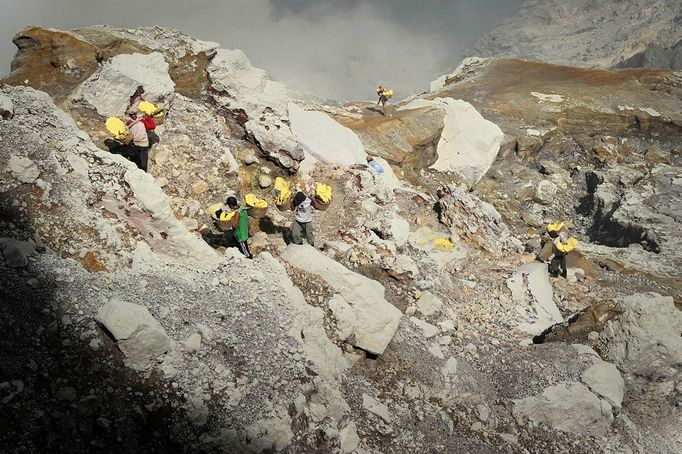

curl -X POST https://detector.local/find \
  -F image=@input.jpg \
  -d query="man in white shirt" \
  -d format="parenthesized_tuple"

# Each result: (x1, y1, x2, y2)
(291, 191, 317, 246)
(126, 109, 149, 172)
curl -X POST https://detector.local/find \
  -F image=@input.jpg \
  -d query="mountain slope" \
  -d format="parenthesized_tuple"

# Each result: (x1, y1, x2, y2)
(467, 0, 682, 70)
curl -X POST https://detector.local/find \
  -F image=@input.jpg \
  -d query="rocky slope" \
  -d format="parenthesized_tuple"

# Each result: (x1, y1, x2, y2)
(467, 0, 682, 70)
(1, 25, 681, 453)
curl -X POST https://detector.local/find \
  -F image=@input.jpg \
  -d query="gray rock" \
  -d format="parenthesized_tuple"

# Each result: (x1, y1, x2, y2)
(512, 382, 613, 436)
(183, 333, 202, 353)
(0, 238, 36, 268)
(95, 299, 170, 371)
(0, 94, 14, 120)
(55, 387, 77, 401)
(416, 291, 443, 316)
(533, 179, 558, 205)
(258, 174, 272, 188)
(9, 155, 39, 184)
(600, 293, 682, 377)
(339, 421, 360, 452)
(280, 245, 401, 355)
(507, 262, 563, 336)
(581, 361, 625, 409)
(362, 394, 392, 423)
(76, 52, 175, 117)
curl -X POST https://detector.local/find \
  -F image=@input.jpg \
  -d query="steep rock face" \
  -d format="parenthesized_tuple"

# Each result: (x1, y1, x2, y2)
(75, 52, 175, 117)
(207, 49, 302, 171)
(399, 98, 503, 188)
(5, 26, 218, 102)
(280, 244, 402, 355)
(579, 164, 682, 279)
(468, 0, 682, 70)
(598, 293, 682, 418)
(0, 85, 217, 270)
(288, 102, 367, 172)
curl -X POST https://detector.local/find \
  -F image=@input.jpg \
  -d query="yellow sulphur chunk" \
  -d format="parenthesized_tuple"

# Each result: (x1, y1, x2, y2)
(105, 116, 127, 139)
(245, 193, 268, 208)
(138, 101, 159, 116)
(546, 222, 565, 233)
(555, 237, 578, 253)
(207, 203, 235, 221)
(434, 237, 455, 251)
(274, 177, 292, 205)
(315, 183, 332, 204)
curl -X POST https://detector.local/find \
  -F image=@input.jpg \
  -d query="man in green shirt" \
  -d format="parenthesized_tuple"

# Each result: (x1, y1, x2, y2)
(214, 196, 252, 258)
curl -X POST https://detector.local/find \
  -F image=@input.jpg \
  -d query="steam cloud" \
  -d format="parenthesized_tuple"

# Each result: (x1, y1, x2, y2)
(0, 0, 522, 100)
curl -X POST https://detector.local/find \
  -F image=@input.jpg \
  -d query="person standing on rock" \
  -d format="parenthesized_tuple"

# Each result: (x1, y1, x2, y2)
(126, 109, 150, 172)
(376, 85, 393, 115)
(215, 196, 252, 258)
(548, 226, 577, 278)
(291, 191, 317, 246)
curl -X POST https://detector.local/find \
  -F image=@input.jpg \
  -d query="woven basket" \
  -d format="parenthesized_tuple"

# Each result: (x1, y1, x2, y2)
(276, 197, 291, 211)
(248, 206, 268, 218)
(315, 198, 330, 211)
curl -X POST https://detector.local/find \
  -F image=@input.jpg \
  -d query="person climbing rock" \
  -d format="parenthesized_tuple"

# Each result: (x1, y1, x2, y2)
(291, 191, 317, 246)
(214, 196, 252, 258)
(548, 225, 578, 278)
(126, 109, 150, 172)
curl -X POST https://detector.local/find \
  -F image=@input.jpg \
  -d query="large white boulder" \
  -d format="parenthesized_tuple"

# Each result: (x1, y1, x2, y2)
(207, 49, 301, 170)
(507, 262, 563, 336)
(400, 98, 503, 188)
(289, 102, 367, 171)
(96, 299, 170, 371)
(77, 52, 175, 117)
(280, 245, 402, 355)
(512, 382, 614, 436)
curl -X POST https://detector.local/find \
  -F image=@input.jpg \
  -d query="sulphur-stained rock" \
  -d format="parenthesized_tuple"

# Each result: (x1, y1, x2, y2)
(76, 52, 175, 117)
(95, 299, 170, 371)
(5, 26, 101, 100)
(280, 244, 401, 355)
(438, 185, 522, 255)
(512, 382, 614, 436)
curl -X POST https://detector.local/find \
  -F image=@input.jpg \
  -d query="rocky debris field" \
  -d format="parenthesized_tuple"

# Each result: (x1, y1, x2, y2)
(1, 25, 681, 453)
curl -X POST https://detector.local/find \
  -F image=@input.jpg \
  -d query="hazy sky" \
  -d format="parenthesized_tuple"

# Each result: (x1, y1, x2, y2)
(0, 0, 523, 99)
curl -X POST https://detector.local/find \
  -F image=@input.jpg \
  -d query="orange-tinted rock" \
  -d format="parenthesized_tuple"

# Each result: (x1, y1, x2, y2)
(5, 27, 100, 102)
(83, 251, 106, 273)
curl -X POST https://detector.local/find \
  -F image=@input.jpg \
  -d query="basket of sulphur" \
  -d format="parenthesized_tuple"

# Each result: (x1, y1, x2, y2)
(138, 101, 165, 126)
(274, 177, 292, 211)
(207, 202, 235, 232)
(314, 182, 332, 211)
(245, 193, 268, 218)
